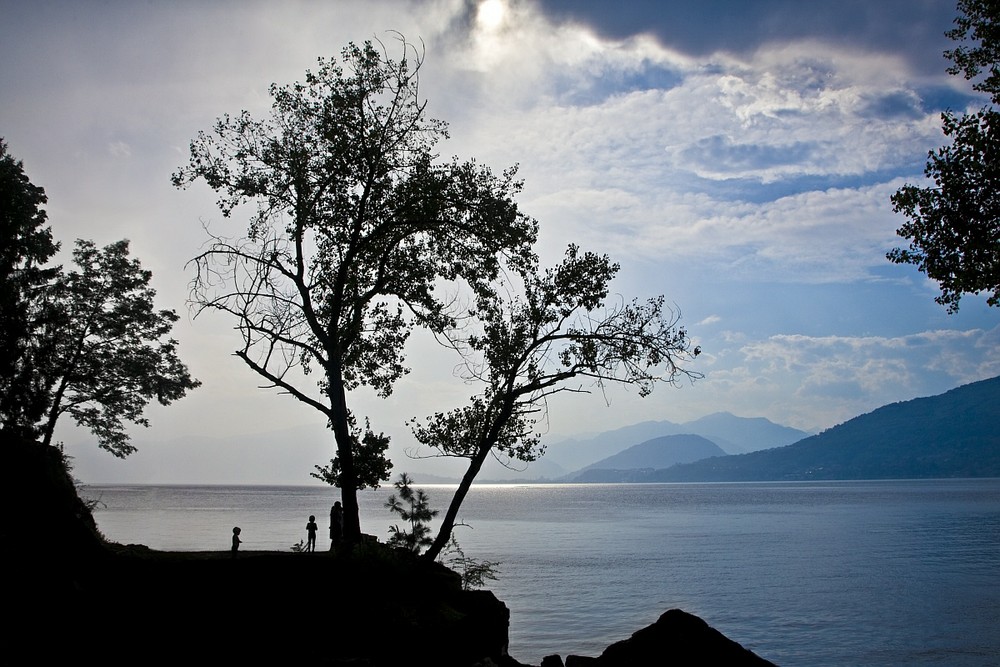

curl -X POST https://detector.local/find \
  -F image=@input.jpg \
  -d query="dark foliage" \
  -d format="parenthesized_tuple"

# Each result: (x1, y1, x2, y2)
(312, 416, 392, 490)
(385, 472, 438, 553)
(35, 239, 200, 454)
(889, 0, 1000, 312)
(174, 37, 537, 539)
(0, 139, 60, 438)
(0, 142, 198, 454)
(412, 245, 701, 560)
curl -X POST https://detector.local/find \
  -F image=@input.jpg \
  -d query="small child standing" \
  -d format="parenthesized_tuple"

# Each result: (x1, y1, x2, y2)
(306, 515, 318, 552)
(231, 526, 242, 558)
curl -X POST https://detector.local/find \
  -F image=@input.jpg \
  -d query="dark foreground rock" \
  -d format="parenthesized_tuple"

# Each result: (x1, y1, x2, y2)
(541, 608, 776, 666)
(6, 437, 775, 666)
(5, 437, 514, 666)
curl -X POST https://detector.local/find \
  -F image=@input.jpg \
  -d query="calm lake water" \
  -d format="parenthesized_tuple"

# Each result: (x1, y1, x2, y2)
(83, 479, 1000, 666)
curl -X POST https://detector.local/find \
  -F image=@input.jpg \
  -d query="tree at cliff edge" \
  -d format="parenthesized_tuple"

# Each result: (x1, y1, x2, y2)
(411, 245, 701, 561)
(0, 138, 60, 440)
(1, 140, 198, 455)
(173, 36, 537, 541)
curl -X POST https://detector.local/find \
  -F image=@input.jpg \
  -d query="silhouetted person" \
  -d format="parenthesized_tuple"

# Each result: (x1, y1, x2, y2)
(306, 514, 318, 552)
(231, 526, 241, 558)
(330, 501, 344, 550)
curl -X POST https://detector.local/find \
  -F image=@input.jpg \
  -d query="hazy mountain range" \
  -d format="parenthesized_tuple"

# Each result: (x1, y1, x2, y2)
(569, 434, 727, 483)
(465, 412, 811, 482)
(541, 413, 808, 471)
(472, 375, 999, 483)
(647, 375, 1000, 482)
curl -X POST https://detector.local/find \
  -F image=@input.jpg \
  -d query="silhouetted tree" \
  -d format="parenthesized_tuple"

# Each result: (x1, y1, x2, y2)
(173, 37, 537, 540)
(35, 239, 200, 454)
(0, 142, 199, 454)
(411, 245, 701, 561)
(889, 0, 1000, 312)
(0, 139, 60, 438)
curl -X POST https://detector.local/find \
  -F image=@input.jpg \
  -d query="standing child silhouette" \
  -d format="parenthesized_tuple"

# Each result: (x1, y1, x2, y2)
(306, 515, 318, 552)
(231, 526, 241, 558)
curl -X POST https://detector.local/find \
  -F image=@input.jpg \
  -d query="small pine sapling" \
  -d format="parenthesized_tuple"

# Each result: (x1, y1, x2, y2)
(385, 473, 438, 554)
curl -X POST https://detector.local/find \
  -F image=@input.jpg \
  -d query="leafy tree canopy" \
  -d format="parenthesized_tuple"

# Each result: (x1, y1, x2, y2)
(0, 140, 199, 455)
(889, 0, 1000, 312)
(311, 415, 392, 490)
(173, 37, 537, 539)
(412, 245, 701, 560)
(946, 0, 1000, 101)
(0, 138, 60, 437)
(37, 239, 200, 455)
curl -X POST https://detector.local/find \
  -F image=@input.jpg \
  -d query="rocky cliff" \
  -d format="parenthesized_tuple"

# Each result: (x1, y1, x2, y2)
(5, 436, 774, 666)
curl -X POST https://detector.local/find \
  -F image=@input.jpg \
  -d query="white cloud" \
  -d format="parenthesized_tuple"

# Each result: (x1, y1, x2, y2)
(5, 1, 995, 483)
(418, 22, 950, 284)
(700, 326, 1000, 430)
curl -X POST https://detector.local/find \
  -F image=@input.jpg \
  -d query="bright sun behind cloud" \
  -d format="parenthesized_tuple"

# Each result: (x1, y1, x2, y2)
(467, 0, 517, 71)
(477, 0, 506, 31)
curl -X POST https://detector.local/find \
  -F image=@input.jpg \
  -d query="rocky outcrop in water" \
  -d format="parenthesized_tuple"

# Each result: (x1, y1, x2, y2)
(533, 609, 775, 666)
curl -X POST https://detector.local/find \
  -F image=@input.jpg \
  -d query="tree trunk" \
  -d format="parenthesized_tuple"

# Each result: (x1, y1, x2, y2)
(337, 445, 361, 541)
(39, 376, 69, 448)
(423, 440, 491, 562)
(424, 397, 517, 562)
(327, 368, 361, 542)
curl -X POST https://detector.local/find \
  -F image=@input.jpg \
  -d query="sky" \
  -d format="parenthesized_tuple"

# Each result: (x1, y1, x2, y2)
(2, 0, 998, 484)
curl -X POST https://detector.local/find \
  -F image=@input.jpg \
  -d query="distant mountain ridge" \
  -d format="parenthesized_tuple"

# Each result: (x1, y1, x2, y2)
(569, 434, 726, 482)
(542, 412, 810, 473)
(648, 376, 1000, 482)
(468, 413, 808, 482)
